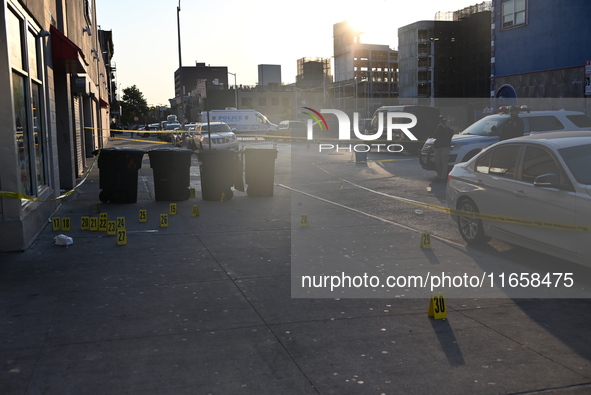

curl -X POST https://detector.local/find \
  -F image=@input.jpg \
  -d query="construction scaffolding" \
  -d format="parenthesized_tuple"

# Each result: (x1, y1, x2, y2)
(434, 1, 492, 21)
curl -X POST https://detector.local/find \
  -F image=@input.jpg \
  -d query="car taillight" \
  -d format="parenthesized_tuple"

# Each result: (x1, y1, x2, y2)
(447, 173, 452, 182)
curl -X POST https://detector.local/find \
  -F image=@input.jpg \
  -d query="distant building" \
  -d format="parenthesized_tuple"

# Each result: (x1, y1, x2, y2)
(296, 57, 332, 89)
(175, 63, 228, 99)
(491, 0, 591, 104)
(258, 64, 282, 91)
(332, 21, 398, 116)
(398, 2, 491, 99)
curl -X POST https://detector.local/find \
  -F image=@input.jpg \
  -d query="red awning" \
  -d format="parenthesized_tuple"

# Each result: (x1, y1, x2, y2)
(50, 25, 88, 74)
(99, 97, 109, 108)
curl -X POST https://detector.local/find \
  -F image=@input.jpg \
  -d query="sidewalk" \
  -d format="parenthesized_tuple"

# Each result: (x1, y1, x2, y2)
(1, 137, 591, 394)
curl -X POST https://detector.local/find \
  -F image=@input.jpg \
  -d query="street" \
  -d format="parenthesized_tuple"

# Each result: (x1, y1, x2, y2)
(2, 136, 591, 394)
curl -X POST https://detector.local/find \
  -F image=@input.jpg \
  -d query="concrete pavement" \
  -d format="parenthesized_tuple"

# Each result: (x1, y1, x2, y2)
(1, 136, 591, 394)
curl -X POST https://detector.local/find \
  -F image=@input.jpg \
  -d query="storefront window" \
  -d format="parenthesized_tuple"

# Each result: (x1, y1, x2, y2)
(8, 6, 48, 200)
(8, 10, 23, 69)
(13, 73, 32, 196)
(27, 29, 38, 80)
(32, 83, 47, 188)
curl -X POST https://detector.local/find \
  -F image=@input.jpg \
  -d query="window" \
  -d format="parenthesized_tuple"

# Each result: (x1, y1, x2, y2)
(475, 150, 493, 174)
(84, 0, 93, 26)
(241, 98, 252, 108)
(567, 114, 591, 128)
(489, 145, 520, 179)
(502, 0, 526, 28)
(520, 146, 561, 183)
(258, 98, 266, 107)
(271, 97, 279, 106)
(527, 116, 564, 132)
(559, 144, 591, 185)
(8, 6, 49, 200)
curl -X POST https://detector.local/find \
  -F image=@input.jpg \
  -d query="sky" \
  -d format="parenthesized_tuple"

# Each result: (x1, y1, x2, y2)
(96, 0, 484, 106)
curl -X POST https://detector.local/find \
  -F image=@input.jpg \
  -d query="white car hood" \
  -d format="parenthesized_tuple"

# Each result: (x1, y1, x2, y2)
(202, 131, 234, 139)
(451, 134, 498, 144)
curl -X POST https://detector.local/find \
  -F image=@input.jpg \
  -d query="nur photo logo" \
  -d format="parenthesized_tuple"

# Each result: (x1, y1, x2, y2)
(303, 108, 419, 153)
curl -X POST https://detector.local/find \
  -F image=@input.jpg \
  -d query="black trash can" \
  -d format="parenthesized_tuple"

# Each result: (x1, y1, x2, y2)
(244, 148, 278, 197)
(96, 147, 145, 203)
(148, 147, 194, 201)
(198, 150, 241, 201)
(355, 150, 368, 163)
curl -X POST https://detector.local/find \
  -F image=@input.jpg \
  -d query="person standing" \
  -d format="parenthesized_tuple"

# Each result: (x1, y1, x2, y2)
(500, 106, 524, 141)
(432, 116, 454, 180)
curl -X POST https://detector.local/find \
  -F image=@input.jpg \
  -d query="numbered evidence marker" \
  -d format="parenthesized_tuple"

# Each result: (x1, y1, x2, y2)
(420, 232, 432, 249)
(160, 214, 169, 228)
(191, 205, 200, 217)
(300, 214, 309, 227)
(169, 203, 177, 215)
(428, 293, 447, 320)
(117, 228, 127, 246)
(51, 217, 61, 231)
(139, 209, 147, 223)
(107, 221, 117, 235)
(81, 216, 90, 230)
(89, 216, 99, 231)
(61, 217, 71, 231)
(99, 213, 108, 231)
(117, 217, 126, 230)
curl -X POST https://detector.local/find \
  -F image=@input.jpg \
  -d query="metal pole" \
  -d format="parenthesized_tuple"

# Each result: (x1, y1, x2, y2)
(228, 72, 237, 108)
(177, 0, 184, 123)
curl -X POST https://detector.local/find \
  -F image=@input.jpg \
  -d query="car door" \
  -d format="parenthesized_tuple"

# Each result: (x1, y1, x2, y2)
(510, 144, 577, 254)
(471, 144, 522, 235)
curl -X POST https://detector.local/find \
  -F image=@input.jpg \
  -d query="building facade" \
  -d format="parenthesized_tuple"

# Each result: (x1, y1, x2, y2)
(1, 0, 110, 250)
(398, 2, 491, 99)
(332, 21, 399, 117)
(491, 0, 591, 106)
(258, 64, 281, 91)
(174, 63, 228, 99)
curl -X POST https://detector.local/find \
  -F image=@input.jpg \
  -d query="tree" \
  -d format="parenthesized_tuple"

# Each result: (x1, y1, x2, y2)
(120, 85, 149, 126)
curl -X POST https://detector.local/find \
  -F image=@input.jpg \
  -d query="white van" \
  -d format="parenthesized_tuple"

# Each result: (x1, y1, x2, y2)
(201, 108, 277, 134)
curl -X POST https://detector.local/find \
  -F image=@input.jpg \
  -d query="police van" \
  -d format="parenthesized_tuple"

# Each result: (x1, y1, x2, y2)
(201, 108, 277, 134)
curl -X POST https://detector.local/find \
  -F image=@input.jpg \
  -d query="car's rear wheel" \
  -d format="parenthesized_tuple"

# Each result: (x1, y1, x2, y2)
(457, 198, 489, 244)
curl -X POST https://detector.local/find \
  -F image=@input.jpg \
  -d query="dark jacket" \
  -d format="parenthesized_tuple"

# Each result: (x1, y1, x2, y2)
(500, 115, 524, 141)
(432, 123, 454, 149)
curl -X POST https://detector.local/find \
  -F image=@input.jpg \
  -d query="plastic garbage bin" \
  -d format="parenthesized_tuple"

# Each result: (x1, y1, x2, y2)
(244, 148, 278, 197)
(355, 150, 368, 163)
(148, 147, 194, 201)
(96, 147, 145, 203)
(198, 150, 243, 201)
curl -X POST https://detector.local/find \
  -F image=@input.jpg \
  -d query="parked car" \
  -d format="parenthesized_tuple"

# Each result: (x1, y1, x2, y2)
(184, 122, 238, 151)
(140, 123, 160, 138)
(446, 131, 591, 266)
(277, 120, 306, 137)
(421, 107, 591, 172)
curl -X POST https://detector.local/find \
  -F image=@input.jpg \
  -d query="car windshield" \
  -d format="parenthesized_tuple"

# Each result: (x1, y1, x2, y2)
(201, 124, 232, 133)
(460, 115, 506, 136)
(558, 143, 591, 185)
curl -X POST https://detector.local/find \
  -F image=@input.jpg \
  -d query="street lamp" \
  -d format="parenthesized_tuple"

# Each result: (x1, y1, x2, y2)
(228, 71, 238, 109)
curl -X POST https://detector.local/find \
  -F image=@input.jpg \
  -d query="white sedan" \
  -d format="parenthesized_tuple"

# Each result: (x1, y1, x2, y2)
(184, 122, 239, 151)
(446, 131, 591, 266)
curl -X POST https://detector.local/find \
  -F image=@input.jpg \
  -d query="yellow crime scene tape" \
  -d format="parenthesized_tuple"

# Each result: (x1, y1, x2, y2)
(307, 162, 591, 233)
(4, 125, 583, 233)
(234, 133, 590, 232)
(0, 150, 101, 202)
